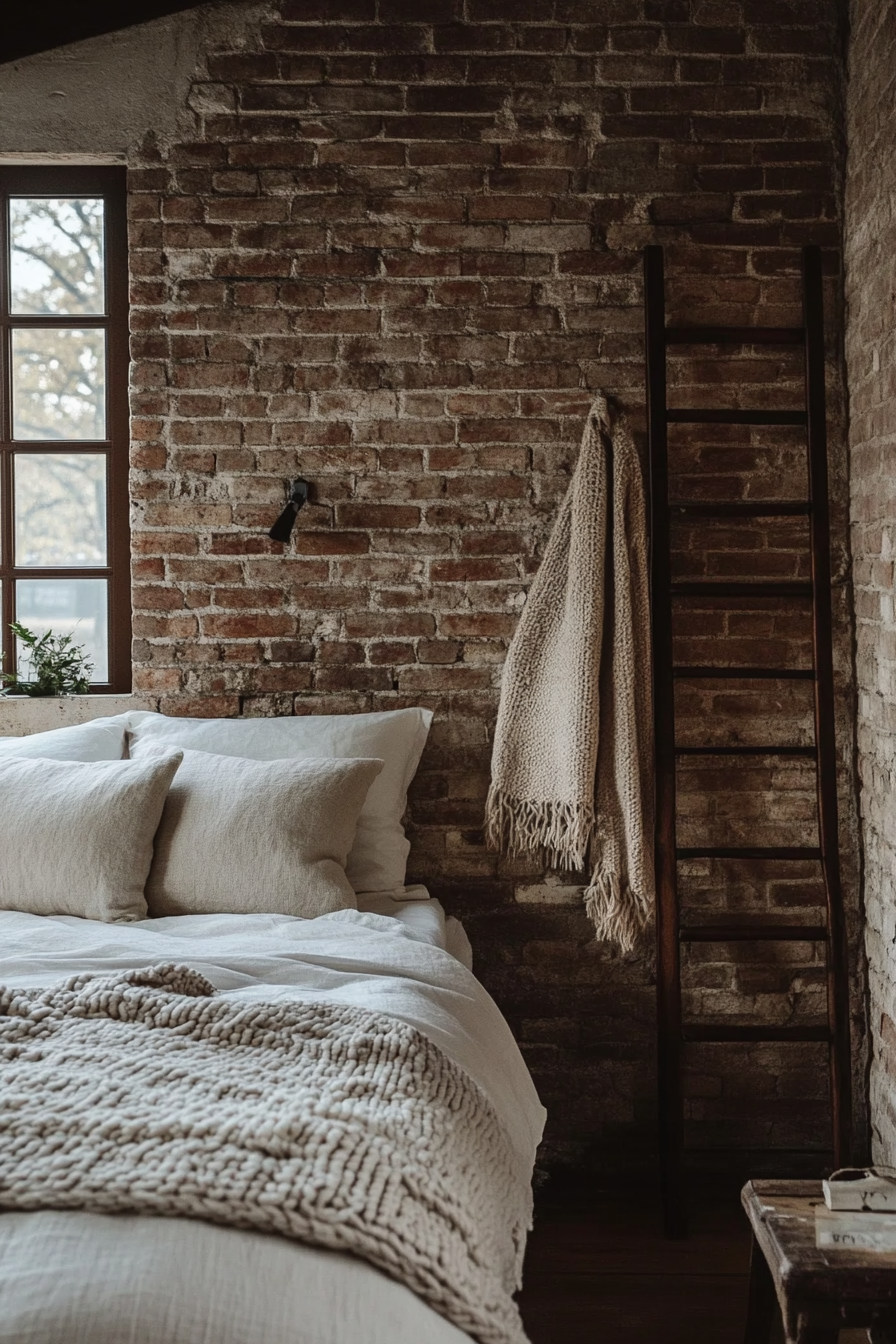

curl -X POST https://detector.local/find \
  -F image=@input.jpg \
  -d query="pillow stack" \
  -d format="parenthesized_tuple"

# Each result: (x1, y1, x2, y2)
(125, 707, 432, 894)
(0, 708, 431, 925)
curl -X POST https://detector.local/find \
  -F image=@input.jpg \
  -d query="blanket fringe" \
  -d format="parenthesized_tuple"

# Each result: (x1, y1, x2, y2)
(583, 870, 651, 956)
(485, 785, 594, 871)
(486, 786, 653, 956)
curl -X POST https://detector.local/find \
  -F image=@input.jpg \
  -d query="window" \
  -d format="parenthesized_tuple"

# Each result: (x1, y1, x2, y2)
(0, 166, 130, 692)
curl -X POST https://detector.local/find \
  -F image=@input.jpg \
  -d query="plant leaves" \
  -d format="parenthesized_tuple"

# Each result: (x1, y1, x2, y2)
(1, 621, 93, 697)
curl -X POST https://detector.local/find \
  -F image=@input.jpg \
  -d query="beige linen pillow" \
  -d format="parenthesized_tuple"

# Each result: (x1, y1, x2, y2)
(0, 752, 183, 922)
(140, 747, 384, 918)
(125, 707, 432, 893)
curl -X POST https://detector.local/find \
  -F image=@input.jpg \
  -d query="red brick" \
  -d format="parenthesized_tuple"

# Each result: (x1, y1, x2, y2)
(290, 531, 368, 555)
(316, 641, 365, 664)
(441, 613, 518, 637)
(130, 445, 167, 470)
(314, 667, 394, 692)
(208, 535, 282, 556)
(142, 503, 234, 528)
(200, 614, 297, 638)
(368, 640, 416, 663)
(430, 558, 518, 582)
(167, 559, 244, 584)
(249, 666, 315, 692)
(345, 613, 436, 637)
(268, 641, 315, 662)
(213, 586, 285, 609)
(156, 696, 241, 717)
(335, 503, 421, 528)
(132, 667, 184, 692)
(132, 558, 165, 581)
(133, 585, 186, 612)
(397, 665, 492, 691)
(417, 640, 461, 664)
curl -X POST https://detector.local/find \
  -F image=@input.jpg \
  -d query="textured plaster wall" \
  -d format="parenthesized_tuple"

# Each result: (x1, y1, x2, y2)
(0, 11, 210, 161)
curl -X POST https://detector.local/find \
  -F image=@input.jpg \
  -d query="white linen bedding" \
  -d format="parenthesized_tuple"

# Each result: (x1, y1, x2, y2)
(357, 889, 474, 968)
(0, 905, 544, 1344)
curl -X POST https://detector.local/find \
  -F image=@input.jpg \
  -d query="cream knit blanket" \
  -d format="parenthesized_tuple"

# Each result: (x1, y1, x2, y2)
(0, 964, 531, 1344)
(485, 395, 654, 952)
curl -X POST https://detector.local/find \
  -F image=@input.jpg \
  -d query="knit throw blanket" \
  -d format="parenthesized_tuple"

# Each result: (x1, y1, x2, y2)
(485, 394, 654, 952)
(0, 964, 531, 1344)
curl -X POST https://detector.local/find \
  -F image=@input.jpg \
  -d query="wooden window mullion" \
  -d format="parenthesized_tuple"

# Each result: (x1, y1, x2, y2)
(0, 166, 130, 694)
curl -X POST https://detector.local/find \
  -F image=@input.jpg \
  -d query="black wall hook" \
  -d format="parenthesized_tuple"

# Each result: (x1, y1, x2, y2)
(269, 478, 309, 542)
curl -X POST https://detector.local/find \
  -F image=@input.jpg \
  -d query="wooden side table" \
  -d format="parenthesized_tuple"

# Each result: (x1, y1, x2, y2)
(743, 1180, 896, 1344)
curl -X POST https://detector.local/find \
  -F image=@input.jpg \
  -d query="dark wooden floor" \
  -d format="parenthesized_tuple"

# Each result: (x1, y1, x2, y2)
(519, 1182, 752, 1344)
(519, 1181, 871, 1344)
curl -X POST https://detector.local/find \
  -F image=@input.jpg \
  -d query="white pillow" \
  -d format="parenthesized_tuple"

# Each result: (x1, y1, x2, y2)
(139, 747, 383, 919)
(0, 752, 182, 922)
(125, 708, 432, 893)
(0, 717, 126, 762)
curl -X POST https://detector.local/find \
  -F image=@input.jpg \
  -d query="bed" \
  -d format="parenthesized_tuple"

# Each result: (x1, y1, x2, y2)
(0, 711, 545, 1344)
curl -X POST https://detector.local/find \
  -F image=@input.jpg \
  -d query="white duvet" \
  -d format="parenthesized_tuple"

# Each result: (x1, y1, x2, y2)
(0, 904, 545, 1344)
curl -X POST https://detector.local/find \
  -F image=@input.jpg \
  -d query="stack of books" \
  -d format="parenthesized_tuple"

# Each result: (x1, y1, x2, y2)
(815, 1169, 896, 1251)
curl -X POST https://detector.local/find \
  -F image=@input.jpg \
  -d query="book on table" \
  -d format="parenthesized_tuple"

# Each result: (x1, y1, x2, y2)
(823, 1168, 896, 1212)
(816, 1170, 896, 1251)
(815, 1207, 896, 1252)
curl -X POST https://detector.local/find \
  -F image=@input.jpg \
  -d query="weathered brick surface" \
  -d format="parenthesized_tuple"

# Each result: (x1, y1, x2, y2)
(126, 0, 863, 1171)
(844, 0, 896, 1169)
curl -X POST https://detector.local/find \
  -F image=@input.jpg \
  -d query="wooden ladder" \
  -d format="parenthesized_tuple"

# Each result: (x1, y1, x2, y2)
(643, 244, 852, 1239)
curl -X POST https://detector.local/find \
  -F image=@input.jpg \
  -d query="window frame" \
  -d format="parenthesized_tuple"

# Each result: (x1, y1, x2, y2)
(0, 165, 131, 693)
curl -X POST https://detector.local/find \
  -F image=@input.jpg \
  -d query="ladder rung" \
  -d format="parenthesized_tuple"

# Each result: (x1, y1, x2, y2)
(665, 325, 805, 346)
(670, 501, 812, 518)
(682, 1024, 831, 1043)
(666, 409, 807, 426)
(680, 923, 828, 942)
(673, 666, 815, 680)
(671, 581, 813, 598)
(677, 847, 822, 860)
(675, 745, 816, 757)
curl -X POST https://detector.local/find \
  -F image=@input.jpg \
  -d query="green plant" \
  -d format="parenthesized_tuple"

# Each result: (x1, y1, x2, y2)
(0, 622, 93, 697)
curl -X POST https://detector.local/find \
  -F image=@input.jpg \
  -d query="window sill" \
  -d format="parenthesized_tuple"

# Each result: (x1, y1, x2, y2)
(0, 694, 153, 737)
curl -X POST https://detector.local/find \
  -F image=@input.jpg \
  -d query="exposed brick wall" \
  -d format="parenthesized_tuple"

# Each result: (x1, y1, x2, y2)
(124, 0, 863, 1171)
(844, 0, 896, 1168)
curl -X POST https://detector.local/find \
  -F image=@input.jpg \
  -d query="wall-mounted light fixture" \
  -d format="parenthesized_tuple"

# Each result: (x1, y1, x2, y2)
(269, 478, 309, 543)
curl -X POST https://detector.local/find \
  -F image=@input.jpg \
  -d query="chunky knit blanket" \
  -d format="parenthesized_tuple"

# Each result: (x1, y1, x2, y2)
(0, 964, 531, 1344)
(485, 394, 654, 952)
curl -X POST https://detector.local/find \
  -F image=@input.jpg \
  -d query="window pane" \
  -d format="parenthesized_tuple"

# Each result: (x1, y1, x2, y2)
(9, 197, 105, 315)
(11, 327, 106, 441)
(15, 579, 108, 683)
(14, 454, 107, 567)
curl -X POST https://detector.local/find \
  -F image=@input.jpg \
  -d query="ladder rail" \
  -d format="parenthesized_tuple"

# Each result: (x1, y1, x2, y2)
(802, 246, 852, 1167)
(644, 246, 687, 1239)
